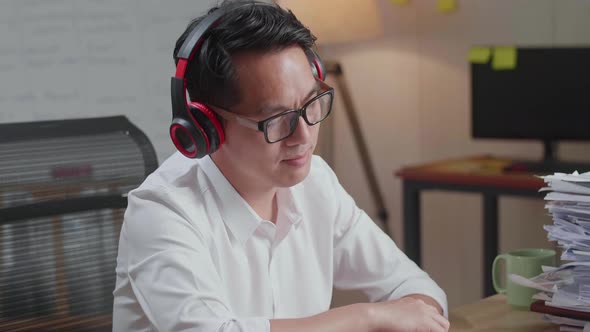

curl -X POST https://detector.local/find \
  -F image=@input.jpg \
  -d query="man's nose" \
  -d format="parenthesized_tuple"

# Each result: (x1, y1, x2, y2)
(285, 116, 310, 146)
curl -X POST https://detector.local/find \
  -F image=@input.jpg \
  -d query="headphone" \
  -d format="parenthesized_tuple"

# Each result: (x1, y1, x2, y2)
(170, 3, 326, 159)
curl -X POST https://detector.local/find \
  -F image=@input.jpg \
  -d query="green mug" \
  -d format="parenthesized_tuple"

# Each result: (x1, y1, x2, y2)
(492, 248, 556, 309)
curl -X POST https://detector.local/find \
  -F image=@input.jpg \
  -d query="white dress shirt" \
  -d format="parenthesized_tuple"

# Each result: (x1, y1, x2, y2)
(113, 152, 447, 332)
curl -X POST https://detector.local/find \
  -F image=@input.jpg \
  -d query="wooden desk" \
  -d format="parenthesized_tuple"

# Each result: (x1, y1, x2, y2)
(395, 156, 545, 296)
(450, 295, 557, 331)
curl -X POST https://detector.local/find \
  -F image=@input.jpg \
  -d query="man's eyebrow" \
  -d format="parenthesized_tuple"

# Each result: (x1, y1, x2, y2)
(258, 81, 321, 115)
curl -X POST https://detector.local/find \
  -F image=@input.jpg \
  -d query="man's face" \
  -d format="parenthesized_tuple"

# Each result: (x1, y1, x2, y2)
(214, 46, 320, 189)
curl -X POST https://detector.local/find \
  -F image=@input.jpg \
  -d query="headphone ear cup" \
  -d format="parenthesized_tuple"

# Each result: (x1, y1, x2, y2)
(305, 48, 326, 81)
(188, 102, 225, 155)
(169, 117, 208, 159)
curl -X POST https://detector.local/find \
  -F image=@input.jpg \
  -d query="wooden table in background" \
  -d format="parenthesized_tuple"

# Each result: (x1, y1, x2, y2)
(395, 155, 545, 296)
(450, 295, 557, 331)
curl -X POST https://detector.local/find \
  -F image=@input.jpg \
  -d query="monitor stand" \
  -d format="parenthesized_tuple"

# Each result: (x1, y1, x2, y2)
(504, 140, 590, 174)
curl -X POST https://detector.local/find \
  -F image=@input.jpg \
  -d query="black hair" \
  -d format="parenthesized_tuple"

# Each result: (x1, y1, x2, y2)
(173, 0, 317, 109)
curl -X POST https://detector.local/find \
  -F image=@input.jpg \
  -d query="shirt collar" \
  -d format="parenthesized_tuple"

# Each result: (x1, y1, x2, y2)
(200, 156, 261, 245)
(276, 185, 303, 227)
(199, 156, 304, 244)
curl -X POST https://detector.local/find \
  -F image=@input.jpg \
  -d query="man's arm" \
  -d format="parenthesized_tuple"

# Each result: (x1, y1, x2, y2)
(270, 304, 369, 332)
(331, 208, 449, 316)
(315, 156, 448, 316)
(404, 294, 444, 315)
(270, 298, 449, 332)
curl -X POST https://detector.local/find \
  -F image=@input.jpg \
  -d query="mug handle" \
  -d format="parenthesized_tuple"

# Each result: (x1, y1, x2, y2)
(492, 254, 508, 294)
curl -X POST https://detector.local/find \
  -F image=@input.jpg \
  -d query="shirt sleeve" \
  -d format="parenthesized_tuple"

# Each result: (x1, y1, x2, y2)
(324, 160, 449, 317)
(121, 186, 270, 331)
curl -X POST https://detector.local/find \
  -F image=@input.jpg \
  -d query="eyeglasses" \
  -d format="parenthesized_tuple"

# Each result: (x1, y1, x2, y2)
(213, 80, 334, 143)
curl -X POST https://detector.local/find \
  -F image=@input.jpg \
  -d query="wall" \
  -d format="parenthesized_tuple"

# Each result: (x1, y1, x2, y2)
(325, 0, 590, 308)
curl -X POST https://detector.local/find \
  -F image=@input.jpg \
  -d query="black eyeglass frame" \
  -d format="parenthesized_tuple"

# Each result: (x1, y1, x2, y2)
(213, 79, 334, 143)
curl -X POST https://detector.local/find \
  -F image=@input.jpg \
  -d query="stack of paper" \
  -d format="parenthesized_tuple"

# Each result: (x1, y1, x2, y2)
(512, 171, 590, 331)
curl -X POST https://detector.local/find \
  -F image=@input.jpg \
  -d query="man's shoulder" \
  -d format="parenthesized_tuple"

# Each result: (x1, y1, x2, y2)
(310, 154, 329, 170)
(123, 152, 210, 236)
(128, 152, 208, 204)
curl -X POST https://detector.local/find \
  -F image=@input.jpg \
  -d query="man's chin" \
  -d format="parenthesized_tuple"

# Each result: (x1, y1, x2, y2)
(276, 161, 312, 187)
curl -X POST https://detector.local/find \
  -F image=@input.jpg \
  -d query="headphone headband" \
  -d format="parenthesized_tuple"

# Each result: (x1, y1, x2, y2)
(175, 10, 225, 76)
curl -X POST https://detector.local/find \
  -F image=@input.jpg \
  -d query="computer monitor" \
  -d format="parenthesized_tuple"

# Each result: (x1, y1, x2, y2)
(471, 47, 590, 166)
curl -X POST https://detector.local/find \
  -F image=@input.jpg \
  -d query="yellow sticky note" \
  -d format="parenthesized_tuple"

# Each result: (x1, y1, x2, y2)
(492, 47, 518, 70)
(437, 0, 457, 13)
(468, 47, 491, 64)
(390, 0, 409, 5)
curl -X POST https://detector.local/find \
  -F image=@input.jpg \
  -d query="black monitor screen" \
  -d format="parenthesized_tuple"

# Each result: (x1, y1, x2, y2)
(471, 47, 590, 141)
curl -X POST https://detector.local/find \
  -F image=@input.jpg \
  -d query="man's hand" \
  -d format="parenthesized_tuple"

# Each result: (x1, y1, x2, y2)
(402, 294, 445, 315)
(367, 297, 450, 332)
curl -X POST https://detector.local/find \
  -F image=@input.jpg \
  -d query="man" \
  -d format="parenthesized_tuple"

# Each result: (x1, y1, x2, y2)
(113, 1, 449, 331)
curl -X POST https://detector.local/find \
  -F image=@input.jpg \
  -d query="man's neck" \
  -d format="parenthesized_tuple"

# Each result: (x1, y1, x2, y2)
(210, 155, 278, 223)
(243, 191, 278, 223)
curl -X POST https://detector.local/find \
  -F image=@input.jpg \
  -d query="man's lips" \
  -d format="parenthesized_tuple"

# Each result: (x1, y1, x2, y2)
(283, 148, 310, 160)
(282, 149, 310, 166)
(283, 154, 306, 161)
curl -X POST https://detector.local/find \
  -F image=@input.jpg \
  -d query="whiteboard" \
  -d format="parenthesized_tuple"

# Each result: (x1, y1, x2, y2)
(0, 0, 236, 163)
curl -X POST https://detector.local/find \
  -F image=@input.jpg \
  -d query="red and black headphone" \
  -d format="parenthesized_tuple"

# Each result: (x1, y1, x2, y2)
(170, 3, 326, 159)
